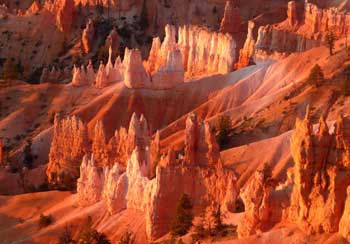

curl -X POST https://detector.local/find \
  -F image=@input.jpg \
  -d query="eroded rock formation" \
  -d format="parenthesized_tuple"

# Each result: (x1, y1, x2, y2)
(236, 21, 256, 69)
(178, 25, 236, 77)
(77, 113, 237, 240)
(82, 19, 95, 54)
(46, 114, 89, 188)
(238, 108, 350, 240)
(55, 0, 74, 34)
(220, 1, 241, 35)
(40, 66, 70, 83)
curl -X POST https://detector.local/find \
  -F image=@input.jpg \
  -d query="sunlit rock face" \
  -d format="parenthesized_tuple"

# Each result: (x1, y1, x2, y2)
(77, 113, 237, 240)
(254, 1, 350, 59)
(220, 0, 241, 35)
(236, 21, 256, 69)
(81, 19, 95, 54)
(238, 107, 350, 240)
(55, 0, 75, 34)
(46, 114, 90, 188)
(77, 155, 103, 206)
(178, 25, 236, 78)
(123, 48, 151, 89)
(237, 165, 286, 237)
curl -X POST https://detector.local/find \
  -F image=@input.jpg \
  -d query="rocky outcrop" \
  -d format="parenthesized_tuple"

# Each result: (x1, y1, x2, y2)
(46, 114, 90, 188)
(123, 48, 151, 89)
(255, 24, 320, 56)
(237, 164, 283, 237)
(96, 48, 124, 88)
(304, 2, 350, 38)
(178, 25, 236, 77)
(236, 21, 256, 69)
(238, 108, 350, 240)
(55, 0, 74, 34)
(105, 28, 119, 53)
(82, 19, 95, 54)
(77, 155, 103, 206)
(287, 1, 298, 26)
(40, 66, 70, 83)
(77, 113, 237, 240)
(220, 1, 241, 35)
(25, 0, 40, 16)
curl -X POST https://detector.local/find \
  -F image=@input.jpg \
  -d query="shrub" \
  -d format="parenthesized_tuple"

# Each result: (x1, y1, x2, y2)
(119, 229, 134, 244)
(170, 193, 193, 236)
(38, 214, 53, 229)
(77, 216, 111, 244)
(325, 31, 335, 55)
(216, 115, 232, 149)
(307, 64, 324, 87)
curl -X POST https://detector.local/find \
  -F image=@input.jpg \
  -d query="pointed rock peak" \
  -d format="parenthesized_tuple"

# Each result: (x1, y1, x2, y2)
(305, 105, 311, 121)
(129, 113, 140, 133)
(186, 113, 198, 126)
(318, 114, 329, 135)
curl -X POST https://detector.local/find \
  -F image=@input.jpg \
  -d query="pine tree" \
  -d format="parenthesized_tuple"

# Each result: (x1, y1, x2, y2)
(343, 65, 350, 96)
(2, 58, 19, 85)
(23, 139, 33, 169)
(213, 205, 224, 233)
(78, 216, 111, 244)
(307, 64, 324, 87)
(171, 193, 194, 236)
(216, 116, 232, 149)
(325, 31, 336, 56)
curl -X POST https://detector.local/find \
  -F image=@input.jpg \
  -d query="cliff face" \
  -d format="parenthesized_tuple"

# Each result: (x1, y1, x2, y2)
(77, 113, 237, 240)
(236, 21, 256, 69)
(178, 25, 236, 78)
(220, 1, 241, 35)
(55, 0, 75, 34)
(238, 108, 350, 240)
(238, 1, 350, 66)
(46, 114, 90, 188)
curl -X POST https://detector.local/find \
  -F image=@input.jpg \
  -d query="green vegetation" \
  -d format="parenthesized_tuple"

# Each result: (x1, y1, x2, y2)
(307, 64, 324, 87)
(38, 213, 53, 229)
(216, 115, 232, 149)
(342, 65, 350, 96)
(23, 139, 33, 169)
(325, 31, 336, 56)
(170, 193, 194, 236)
(77, 216, 111, 244)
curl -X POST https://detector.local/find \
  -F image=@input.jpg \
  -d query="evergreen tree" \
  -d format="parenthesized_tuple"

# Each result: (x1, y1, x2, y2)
(171, 193, 194, 236)
(307, 64, 324, 87)
(343, 65, 350, 96)
(325, 32, 336, 56)
(212, 205, 224, 233)
(216, 116, 232, 149)
(23, 139, 33, 169)
(77, 216, 111, 244)
(3, 58, 19, 84)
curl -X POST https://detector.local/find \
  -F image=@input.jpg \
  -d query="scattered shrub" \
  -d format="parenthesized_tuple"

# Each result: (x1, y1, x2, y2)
(38, 214, 53, 229)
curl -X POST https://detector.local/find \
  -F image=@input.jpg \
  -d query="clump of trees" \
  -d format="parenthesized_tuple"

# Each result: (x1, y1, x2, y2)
(325, 31, 336, 56)
(58, 216, 111, 244)
(216, 115, 232, 149)
(307, 64, 324, 87)
(171, 193, 194, 236)
(192, 204, 235, 242)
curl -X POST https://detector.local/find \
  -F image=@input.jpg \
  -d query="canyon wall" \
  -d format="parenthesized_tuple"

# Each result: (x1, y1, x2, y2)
(238, 108, 350, 241)
(77, 113, 238, 240)
(220, 0, 241, 35)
